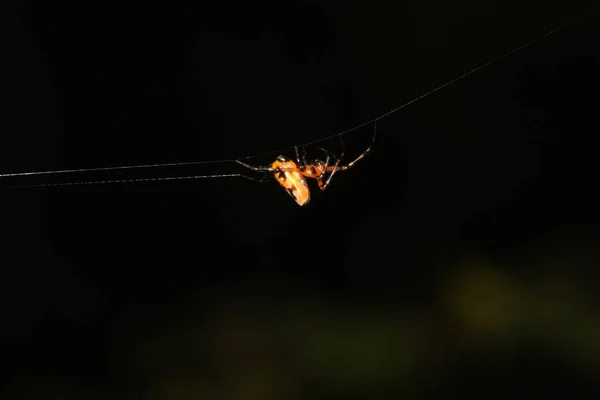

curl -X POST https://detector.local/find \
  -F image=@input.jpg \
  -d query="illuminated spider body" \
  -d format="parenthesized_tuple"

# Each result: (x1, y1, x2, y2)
(271, 155, 311, 206)
(236, 122, 376, 206)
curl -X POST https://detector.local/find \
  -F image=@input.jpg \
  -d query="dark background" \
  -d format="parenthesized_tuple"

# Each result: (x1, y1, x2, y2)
(2, 1, 600, 398)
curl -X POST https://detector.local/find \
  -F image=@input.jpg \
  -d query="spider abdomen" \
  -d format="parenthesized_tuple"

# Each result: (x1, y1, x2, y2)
(272, 156, 311, 206)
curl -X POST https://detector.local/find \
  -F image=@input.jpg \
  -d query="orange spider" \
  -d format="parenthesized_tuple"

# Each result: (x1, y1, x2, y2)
(236, 122, 376, 206)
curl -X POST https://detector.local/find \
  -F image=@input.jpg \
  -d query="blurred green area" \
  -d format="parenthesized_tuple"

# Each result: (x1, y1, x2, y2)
(12, 235, 598, 399)
(135, 235, 597, 399)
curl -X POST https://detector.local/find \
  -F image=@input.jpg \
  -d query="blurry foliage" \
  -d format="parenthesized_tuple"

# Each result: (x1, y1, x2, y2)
(83, 235, 599, 399)
(6, 235, 600, 400)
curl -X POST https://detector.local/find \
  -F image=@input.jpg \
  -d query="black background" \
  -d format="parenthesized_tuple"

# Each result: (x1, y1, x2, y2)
(2, 1, 600, 398)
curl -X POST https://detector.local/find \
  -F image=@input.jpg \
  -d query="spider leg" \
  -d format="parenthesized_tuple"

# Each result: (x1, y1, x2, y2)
(312, 147, 331, 190)
(316, 147, 341, 191)
(315, 147, 331, 172)
(240, 173, 273, 183)
(316, 121, 377, 190)
(294, 145, 309, 166)
(316, 147, 332, 163)
(338, 121, 377, 171)
(236, 160, 276, 183)
(236, 160, 274, 172)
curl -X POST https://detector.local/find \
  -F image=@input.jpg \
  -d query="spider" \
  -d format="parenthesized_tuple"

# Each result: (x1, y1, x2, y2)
(236, 122, 377, 206)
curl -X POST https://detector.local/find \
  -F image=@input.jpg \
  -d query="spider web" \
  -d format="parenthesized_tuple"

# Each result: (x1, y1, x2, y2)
(1, 7, 596, 188)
